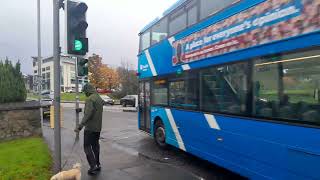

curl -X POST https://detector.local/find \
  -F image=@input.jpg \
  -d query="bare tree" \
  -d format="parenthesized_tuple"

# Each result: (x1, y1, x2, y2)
(114, 59, 138, 98)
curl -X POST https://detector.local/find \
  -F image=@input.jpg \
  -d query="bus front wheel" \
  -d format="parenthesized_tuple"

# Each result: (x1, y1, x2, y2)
(154, 120, 167, 149)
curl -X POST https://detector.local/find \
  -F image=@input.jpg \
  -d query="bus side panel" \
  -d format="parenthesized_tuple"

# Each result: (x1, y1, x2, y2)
(169, 109, 282, 179)
(149, 107, 271, 178)
(287, 148, 320, 179)
(164, 108, 320, 179)
(215, 115, 320, 180)
(167, 109, 271, 178)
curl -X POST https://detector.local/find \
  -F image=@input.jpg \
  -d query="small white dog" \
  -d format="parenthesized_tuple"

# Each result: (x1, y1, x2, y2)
(50, 163, 81, 180)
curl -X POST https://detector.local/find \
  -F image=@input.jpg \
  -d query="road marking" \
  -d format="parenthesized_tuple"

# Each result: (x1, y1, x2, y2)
(204, 114, 221, 130)
(165, 109, 186, 151)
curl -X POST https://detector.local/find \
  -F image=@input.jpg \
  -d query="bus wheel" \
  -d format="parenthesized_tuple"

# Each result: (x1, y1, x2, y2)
(154, 120, 167, 149)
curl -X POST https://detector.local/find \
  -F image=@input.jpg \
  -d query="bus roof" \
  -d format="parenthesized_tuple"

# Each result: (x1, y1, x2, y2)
(139, 0, 187, 34)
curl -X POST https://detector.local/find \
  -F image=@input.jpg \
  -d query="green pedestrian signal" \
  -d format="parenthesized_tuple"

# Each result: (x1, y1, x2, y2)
(74, 40, 83, 51)
(72, 38, 88, 54)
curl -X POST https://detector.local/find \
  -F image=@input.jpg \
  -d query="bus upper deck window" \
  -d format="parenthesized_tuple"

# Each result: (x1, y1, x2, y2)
(169, 9, 187, 36)
(151, 17, 168, 45)
(200, 0, 238, 20)
(187, 0, 198, 27)
(141, 30, 151, 51)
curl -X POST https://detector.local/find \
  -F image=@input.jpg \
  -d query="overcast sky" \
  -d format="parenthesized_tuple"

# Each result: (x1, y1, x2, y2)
(0, 0, 177, 74)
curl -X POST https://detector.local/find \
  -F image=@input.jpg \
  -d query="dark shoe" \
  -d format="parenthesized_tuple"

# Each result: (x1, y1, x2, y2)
(96, 164, 101, 171)
(88, 167, 99, 176)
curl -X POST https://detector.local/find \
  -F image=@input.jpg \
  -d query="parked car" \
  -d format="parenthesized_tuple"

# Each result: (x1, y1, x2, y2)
(65, 88, 75, 93)
(120, 95, 136, 107)
(40, 91, 53, 118)
(100, 95, 115, 105)
(97, 89, 112, 94)
(41, 90, 54, 101)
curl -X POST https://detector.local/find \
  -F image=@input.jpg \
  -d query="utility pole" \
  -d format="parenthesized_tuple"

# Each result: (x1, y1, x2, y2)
(75, 57, 80, 139)
(53, 0, 62, 173)
(37, 0, 43, 129)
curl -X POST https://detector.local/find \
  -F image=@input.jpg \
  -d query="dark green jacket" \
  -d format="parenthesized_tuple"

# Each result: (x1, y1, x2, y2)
(80, 85, 104, 132)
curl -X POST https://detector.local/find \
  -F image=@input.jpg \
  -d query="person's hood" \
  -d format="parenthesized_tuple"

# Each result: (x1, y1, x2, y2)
(83, 84, 97, 95)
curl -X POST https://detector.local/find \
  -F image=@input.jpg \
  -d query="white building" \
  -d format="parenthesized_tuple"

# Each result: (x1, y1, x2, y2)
(32, 55, 88, 93)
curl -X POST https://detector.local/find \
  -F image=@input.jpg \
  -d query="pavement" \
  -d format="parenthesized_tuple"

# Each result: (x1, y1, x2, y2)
(61, 103, 137, 112)
(43, 105, 243, 180)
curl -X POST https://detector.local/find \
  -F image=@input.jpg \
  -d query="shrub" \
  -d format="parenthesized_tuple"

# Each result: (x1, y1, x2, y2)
(0, 58, 27, 103)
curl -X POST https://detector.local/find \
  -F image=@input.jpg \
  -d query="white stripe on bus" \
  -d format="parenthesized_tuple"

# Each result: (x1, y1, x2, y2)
(204, 114, 221, 130)
(145, 50, 158, 76)
(165, 109, 186, 151)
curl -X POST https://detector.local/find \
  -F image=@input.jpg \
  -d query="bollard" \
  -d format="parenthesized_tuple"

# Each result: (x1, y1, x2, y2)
(50, 106, 64, 129)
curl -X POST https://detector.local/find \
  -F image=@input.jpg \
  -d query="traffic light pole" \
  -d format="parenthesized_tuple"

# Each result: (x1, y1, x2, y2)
(53, 0, 62, 173)
(37, 0, 43, 132)
(75, 57, 80, 139)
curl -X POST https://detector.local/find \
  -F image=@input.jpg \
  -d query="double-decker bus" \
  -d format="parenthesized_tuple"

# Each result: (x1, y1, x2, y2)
(137, 0, 320, 179)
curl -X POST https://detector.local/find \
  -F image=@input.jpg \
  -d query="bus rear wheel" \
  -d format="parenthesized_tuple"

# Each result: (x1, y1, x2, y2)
(154, 120, 167, 149)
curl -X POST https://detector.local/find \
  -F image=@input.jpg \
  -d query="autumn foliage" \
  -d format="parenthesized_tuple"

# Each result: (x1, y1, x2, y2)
(88, 54, 119, 90)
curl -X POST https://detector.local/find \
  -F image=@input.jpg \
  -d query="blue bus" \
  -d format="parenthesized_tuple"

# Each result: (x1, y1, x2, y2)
(137, 0, 320, 179)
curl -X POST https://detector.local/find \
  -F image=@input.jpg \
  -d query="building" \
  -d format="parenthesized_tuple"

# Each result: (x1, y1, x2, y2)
(22, 74, 34, 93)
(32, 55, 88, 93)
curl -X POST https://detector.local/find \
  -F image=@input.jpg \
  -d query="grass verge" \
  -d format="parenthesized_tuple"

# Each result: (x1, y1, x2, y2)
(0, 137, 52, 180)
(61, 93, 87, 101)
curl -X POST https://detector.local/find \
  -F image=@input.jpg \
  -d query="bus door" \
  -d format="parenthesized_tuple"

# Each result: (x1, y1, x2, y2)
(139, 81, 151, 133)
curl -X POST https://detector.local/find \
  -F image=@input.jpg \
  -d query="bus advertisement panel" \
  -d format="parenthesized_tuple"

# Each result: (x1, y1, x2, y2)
(172, 0, 320, 66)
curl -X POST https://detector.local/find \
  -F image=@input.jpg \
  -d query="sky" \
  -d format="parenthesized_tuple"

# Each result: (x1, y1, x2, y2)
(0, 0, 177, 74)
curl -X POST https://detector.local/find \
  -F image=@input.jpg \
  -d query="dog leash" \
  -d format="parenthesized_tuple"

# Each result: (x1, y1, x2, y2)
(61, 136, 80, 170)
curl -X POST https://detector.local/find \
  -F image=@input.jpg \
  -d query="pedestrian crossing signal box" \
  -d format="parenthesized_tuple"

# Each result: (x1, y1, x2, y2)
(50, 106, 64, 129)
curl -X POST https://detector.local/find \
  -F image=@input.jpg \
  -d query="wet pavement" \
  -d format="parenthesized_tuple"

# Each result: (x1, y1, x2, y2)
(43, 106, 243, 180)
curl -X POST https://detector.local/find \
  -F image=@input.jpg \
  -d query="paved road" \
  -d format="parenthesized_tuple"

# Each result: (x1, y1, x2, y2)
(43, 106, 244, 180)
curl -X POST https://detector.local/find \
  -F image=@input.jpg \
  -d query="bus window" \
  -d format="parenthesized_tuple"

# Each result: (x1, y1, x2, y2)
(169, 8, 187, 36)
(200, 62, 248, 115)
(187, 4, 198, 26)
(151, 17, 168, 45)
(140, 30, 151, 51)
(170, 80, 185, 107)
(200, 0, 239, 20)
(152, 79, 168, 105)
(187, 0, 198, 27)
(253, 49, 320, 125)
(169, 73, 199, 109)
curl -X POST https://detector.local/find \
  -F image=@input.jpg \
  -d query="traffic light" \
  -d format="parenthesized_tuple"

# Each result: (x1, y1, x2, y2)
(66, 0, 88, 55)
(77, 58, 88, 76)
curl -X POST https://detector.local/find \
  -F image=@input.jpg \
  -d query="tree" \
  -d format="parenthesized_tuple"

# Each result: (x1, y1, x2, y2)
(88, 54, 120, 90)
(0, 58, 27, 103)
(114, 60, 138, 98)
(88, 54, 103, 88)
(100, 65, 119, 90)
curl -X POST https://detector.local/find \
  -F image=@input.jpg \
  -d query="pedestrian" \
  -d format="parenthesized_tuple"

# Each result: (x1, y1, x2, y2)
(74, 84, 104, 175)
